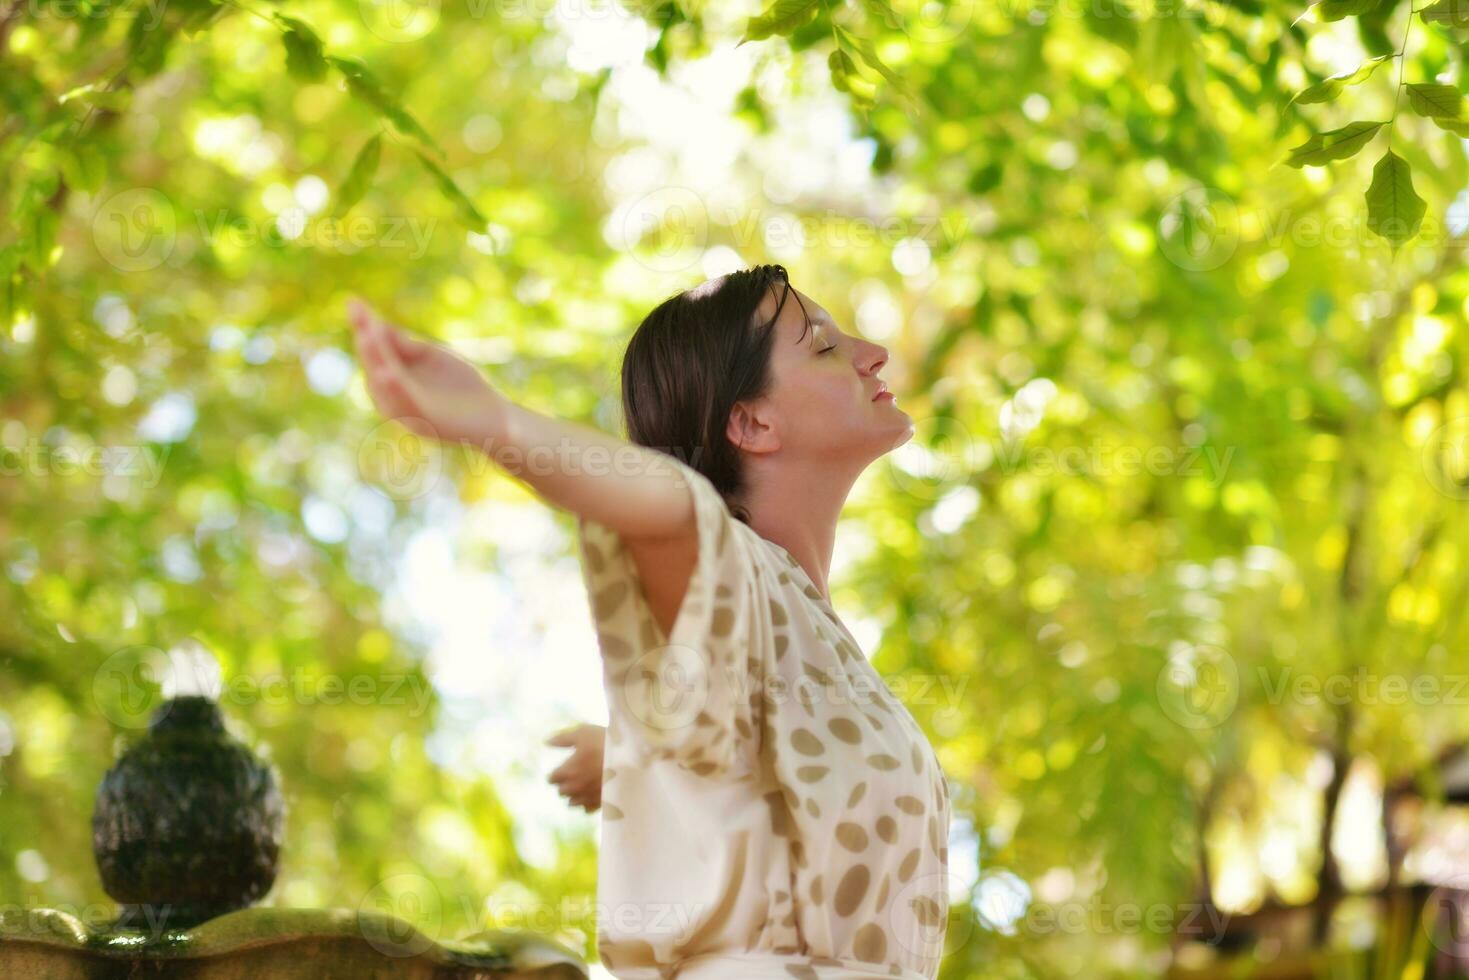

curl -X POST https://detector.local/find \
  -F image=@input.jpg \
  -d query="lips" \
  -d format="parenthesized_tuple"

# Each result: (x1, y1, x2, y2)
(871, 383, 890, 401)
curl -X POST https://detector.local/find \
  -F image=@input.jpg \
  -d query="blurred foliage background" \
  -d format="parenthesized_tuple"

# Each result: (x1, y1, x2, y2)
(6, 0, 1469, 976)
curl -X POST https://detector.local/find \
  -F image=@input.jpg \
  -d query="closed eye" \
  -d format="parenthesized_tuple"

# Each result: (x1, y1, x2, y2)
(818, 345, 836, 354)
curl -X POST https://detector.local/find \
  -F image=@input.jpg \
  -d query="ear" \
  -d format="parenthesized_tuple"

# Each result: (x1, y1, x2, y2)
(726, 398, 781, 455)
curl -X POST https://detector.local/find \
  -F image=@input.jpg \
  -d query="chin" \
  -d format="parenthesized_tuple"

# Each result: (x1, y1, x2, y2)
(874, 415, 915, 456)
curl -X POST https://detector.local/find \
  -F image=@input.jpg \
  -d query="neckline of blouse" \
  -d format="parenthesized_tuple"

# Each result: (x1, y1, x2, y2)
(756, 535, 831, 606)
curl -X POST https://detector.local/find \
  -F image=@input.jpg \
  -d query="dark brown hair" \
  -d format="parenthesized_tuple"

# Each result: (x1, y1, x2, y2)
(621, 264, 813, 524)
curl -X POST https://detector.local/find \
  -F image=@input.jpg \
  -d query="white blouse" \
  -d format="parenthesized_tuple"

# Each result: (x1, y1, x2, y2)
(575, 455, 952, 979)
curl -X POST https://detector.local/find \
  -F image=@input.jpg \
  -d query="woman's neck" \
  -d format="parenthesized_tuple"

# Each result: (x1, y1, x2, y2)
(739, 456, 864, 601)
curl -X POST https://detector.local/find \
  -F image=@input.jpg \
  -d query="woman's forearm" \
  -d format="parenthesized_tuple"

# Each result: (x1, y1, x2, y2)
(485, 400, 697, 540)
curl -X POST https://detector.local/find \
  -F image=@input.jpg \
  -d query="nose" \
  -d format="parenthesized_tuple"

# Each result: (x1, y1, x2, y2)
(858, 339, 888, 377)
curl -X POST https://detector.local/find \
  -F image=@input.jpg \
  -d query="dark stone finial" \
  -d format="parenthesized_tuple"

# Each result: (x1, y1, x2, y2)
(91, 695, 284, 930)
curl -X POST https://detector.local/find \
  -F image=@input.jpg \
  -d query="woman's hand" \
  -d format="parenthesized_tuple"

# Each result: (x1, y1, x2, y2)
(348, 296, 507, 448)
(546, 723, 605, 813)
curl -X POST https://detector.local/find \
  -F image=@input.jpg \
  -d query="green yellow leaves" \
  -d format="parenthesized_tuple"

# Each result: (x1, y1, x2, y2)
(737, 0, 820, 45)
(414, 150, 487, 231)
(1288, 55, 1392, 106)
(1421, 0, 1469, 27)
(275, 15, 327, 83)
(1284, 121, 1385, 167)
(1365, 149, 1426, 249)
(327, 56, 440, 153)
(253, 20, 486, 233)
(1406, 82, 1463, 118)
(737, 0, 912, 114)
(1403, 82, 1469, 136)
(1312, 0, 1380, 21)
(334, 135, 382, 219)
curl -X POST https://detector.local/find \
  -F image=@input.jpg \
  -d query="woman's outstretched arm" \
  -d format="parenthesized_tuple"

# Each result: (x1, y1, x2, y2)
(348, 297, 696, 542)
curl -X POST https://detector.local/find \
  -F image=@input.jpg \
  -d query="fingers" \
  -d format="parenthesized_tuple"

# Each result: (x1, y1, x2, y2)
(350, 299, 423, 425)
(350, 296, 430, 365)
(384, 322, 433, 364)
(545, 729, 578, 747)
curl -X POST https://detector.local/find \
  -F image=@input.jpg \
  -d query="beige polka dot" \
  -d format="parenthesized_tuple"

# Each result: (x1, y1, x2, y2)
(847, 781, 867, 808)
(805, 797, 821, 819)
(868, 753, 901, 771)
(600, 634, 632, 660)
(876, 815, 897, 844)
(764, 792, 792, 838)
(592, 580, 629, 619)
(770, 599, 789, 626)
(853, 922, 887, 962)
(833, 864, 871, 916)
(583, 540, 606, 574)
(796, 766, 830, 783)
(912, 894, 944, 928)
(790, 728, 825, 756)
(810, 874, 824, 905)
(876, 873, 891, 910)
(784, 967, 818, 980)
(711, 605, 735, 637)
(895, 795, 924, 815)
(828, 717, 862, 744)
(898, 848, 920, 882)
(835, 822, 868, 852)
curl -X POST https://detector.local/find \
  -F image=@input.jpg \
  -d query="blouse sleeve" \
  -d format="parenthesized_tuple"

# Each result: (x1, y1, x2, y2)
(574, 455, 764, 780)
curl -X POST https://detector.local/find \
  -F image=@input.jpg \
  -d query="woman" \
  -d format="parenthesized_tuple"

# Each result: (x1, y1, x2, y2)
(349, 265, 952, 980)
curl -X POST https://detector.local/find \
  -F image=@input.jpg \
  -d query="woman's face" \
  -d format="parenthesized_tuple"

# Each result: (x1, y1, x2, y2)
(739, 281, 914, 465)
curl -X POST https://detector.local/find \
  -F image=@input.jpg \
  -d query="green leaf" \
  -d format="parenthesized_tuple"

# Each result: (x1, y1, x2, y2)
(414, 149, 486, 231)
(835, 24, 903, 90)
(1407, 82, 1463, 118)
(1289, 55, 1392, 105)
(832, 24, 919, 111)
(1430, 116, 1469, 135)
(1365, 149, 1426, 248)
(125, 9, 174, 77)
(1315, 0, 1379, 21)
(1285, 120, 1385, 166)
(277, 16, 328, 83)
(328, 56, 441, 153)
(737, 0, 820, 46)
(57, 81, 133, 112)
(1421, 0, 1469, 26)
(335, 134, 382, 219)
(828, 49, 858, 94)
(60, 145, 107, 193)
(858, 0, 907, 33)
(26, 207, 60, 273)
